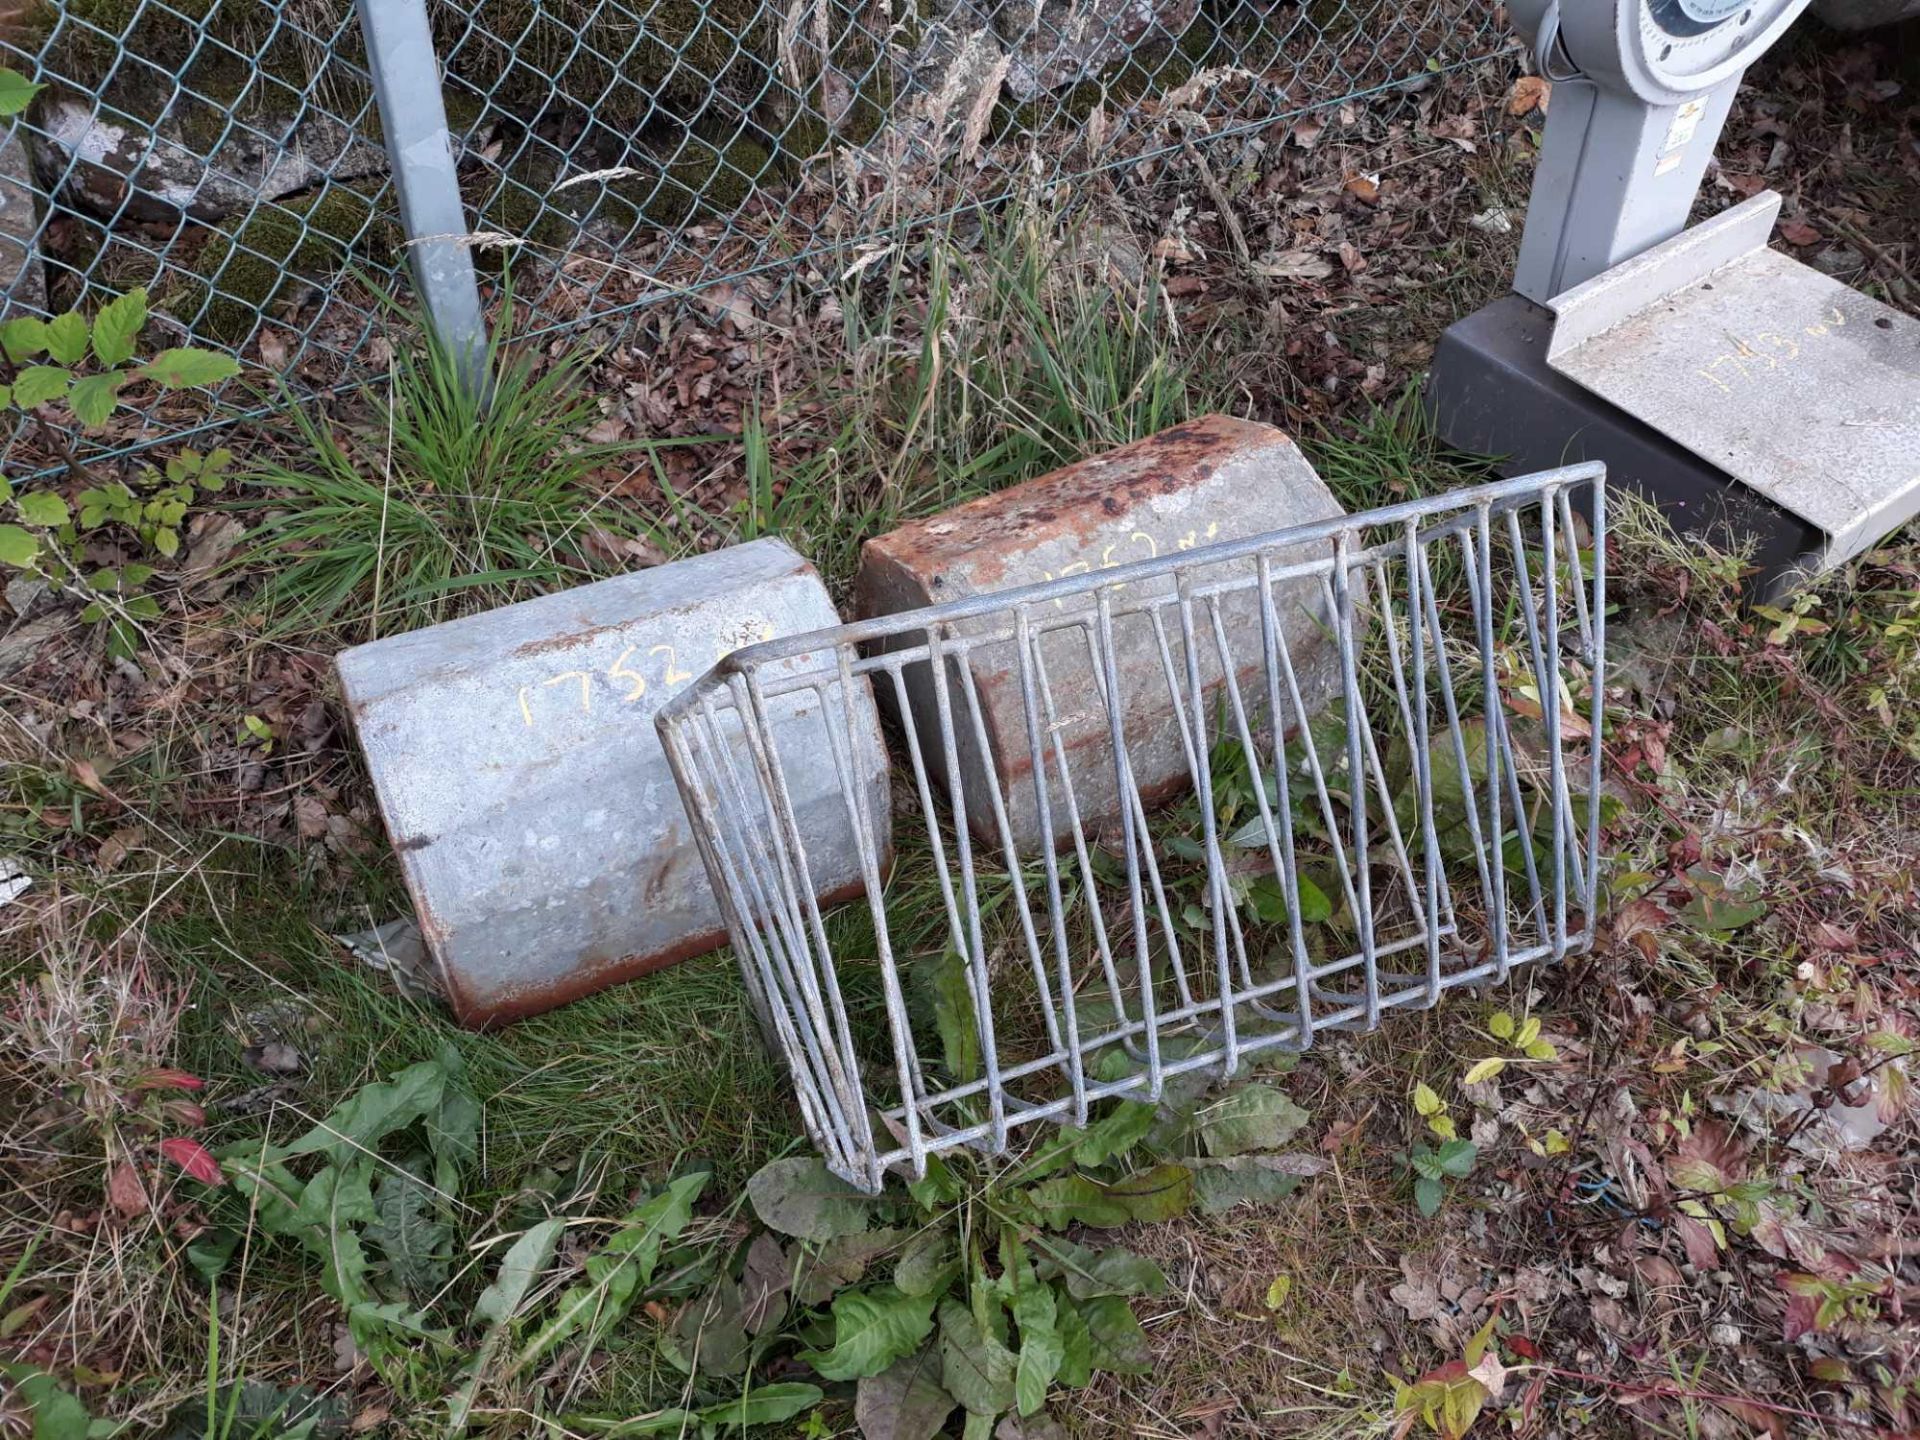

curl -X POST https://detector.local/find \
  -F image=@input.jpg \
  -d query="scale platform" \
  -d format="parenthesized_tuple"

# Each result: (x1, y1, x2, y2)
(1431, 192, 1920, 585)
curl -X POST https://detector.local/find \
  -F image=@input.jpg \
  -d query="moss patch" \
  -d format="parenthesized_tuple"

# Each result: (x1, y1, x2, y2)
(163, 184, 395, 345)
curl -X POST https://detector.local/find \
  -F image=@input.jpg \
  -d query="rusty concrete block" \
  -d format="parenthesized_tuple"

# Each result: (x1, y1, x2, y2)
(855, 415, 1344, 851)
(338, 539, 890, 1027)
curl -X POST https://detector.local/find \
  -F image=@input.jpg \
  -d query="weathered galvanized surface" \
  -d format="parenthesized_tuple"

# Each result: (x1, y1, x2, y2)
(1547, 192, 1920, 572)
(667, 467, 1609, 1192)
(855, 415, 1344, 849)
(337, 539, 890, 1026)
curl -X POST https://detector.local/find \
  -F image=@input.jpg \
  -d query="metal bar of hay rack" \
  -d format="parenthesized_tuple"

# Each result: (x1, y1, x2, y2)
(659, 465, 1608, 1193)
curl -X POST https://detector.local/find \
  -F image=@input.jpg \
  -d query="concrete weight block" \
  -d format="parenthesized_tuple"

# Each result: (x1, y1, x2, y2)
(855, 415, 1344, 852)
(338, 539, 889, 1026)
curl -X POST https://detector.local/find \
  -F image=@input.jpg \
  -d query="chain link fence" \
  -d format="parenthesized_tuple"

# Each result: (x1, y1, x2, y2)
(2, 0, 1511, 470)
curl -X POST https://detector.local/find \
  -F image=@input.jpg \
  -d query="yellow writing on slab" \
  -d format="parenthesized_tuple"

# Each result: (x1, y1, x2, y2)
(1035, 522, 1222, 607)
(515, 620, 776, 727)
(1696, 305, 1848, 395)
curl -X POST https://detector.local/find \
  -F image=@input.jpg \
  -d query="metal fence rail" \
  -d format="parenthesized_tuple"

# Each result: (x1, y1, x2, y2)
(2, 0, 1510, 469)
(660, 466, 1608, 1192)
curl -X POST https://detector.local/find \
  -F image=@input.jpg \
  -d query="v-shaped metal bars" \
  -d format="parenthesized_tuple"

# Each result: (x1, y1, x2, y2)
(659, 467, 1608, 1193)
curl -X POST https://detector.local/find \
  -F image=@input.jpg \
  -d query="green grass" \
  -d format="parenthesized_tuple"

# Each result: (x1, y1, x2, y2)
(237, 317, 655, 642)
(9, 169, 1920, 1438)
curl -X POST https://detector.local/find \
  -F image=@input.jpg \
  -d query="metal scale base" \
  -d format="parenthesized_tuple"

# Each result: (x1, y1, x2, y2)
(1431, 192, 1920, 588)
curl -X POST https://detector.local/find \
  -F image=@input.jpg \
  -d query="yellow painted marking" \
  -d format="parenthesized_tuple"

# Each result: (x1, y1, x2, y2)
(608, 645, 647, 701)
(652, 644, 694, 687)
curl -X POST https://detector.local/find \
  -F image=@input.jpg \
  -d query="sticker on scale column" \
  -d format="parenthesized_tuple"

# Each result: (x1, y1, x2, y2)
(1655, 98, 1708, 176)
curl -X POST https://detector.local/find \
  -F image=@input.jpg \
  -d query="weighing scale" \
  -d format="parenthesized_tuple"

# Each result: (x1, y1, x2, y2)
(1427, 0, 1920, 586)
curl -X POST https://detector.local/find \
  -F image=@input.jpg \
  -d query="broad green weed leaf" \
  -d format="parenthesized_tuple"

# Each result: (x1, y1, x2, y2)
(448, 1216, 564, 1432)
(3, 1365, 90, 1440)
(927, 946, 982, 1082)
(1198, 1084, 1310, 1156)
(895, 1229, 960, 1299)
(908, 1154, 962, 1210)
(1034, 1239, 1166, 1300)
(292, 1163, 377, 1310)
(1067, 1101, 1154, 1168)
(137, 347, 241, 389)
(1022, 1174, 1126, 1230)
(939, 1298, 1016, 1416)
(1072, 1295, 1151, 1375)
(855, 1345, 955, 1440)
(282, 1058, 446, 1163)
(747, 1155, 874, 1241)
(1053, 1295, 1092, 1388)
(91, 287, 147, 368)
(1099, 1164, 1193, 1223)
(365, 1159, 451, 1300)
(799, 1285, 937, 1381)
(696, 1383, 824, 1430)
(474, 1218, 563, 1325)
(1011, 1280, 1062, 1416)
(673, 1274, 751, 1377)
(792, 1227, 910, 1305)
(1189, 1155, 1311, 1214)
(515, 1171, 706, 1372)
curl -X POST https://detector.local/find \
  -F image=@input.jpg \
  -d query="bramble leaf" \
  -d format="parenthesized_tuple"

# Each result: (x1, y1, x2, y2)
(11, 365, 70, 408)
(91, 287, 148, 368)
(1463, 1057, 1506, 1086)
(136, 347, 241, 389)
(44, 311, 87, 366)
(68, 372, 127, 428)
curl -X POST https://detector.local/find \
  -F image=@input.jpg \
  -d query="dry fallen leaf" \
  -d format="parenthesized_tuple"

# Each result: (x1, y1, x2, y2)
(1252, 251, 1336, 281)
(1508, 75, 1551, 117)
(1779, 218, 1822, 246)
(107, 1161, 150, 1217)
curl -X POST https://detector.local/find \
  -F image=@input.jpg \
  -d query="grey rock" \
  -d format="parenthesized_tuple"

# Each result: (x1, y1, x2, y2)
(0, 127, 46, 313)
(30, 93, 391, 226)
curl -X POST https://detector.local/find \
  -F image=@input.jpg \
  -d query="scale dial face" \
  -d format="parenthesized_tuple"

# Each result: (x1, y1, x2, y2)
(1562, 0, 1811, 102)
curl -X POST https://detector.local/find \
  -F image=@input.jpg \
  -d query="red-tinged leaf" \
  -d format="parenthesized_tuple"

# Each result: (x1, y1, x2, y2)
(1876, 1062, 1910, 1125)
(1715, 1398, 1786, 1440)
(161, 1099, 207, 1127)
(1778, 219, 1822, 247)
(1505, 1334, 1540, 1361)
(107, 1161, 151, 1217)
(159, 1136, 225, 1185)
(1781, 1292, 1819, 1343)
(1673, 1214, 1719, 1271)
(135, 1067, 206, 1091)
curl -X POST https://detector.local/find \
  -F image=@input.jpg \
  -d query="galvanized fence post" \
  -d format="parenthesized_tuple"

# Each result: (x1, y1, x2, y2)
(353, 0, 488, 388)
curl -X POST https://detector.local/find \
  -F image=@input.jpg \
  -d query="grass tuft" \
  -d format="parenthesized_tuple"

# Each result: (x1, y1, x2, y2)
(237, 318, 647, 641)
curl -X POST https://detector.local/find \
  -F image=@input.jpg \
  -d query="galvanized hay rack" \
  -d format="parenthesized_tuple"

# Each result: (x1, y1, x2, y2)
(659, 466, 1607, 1192)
